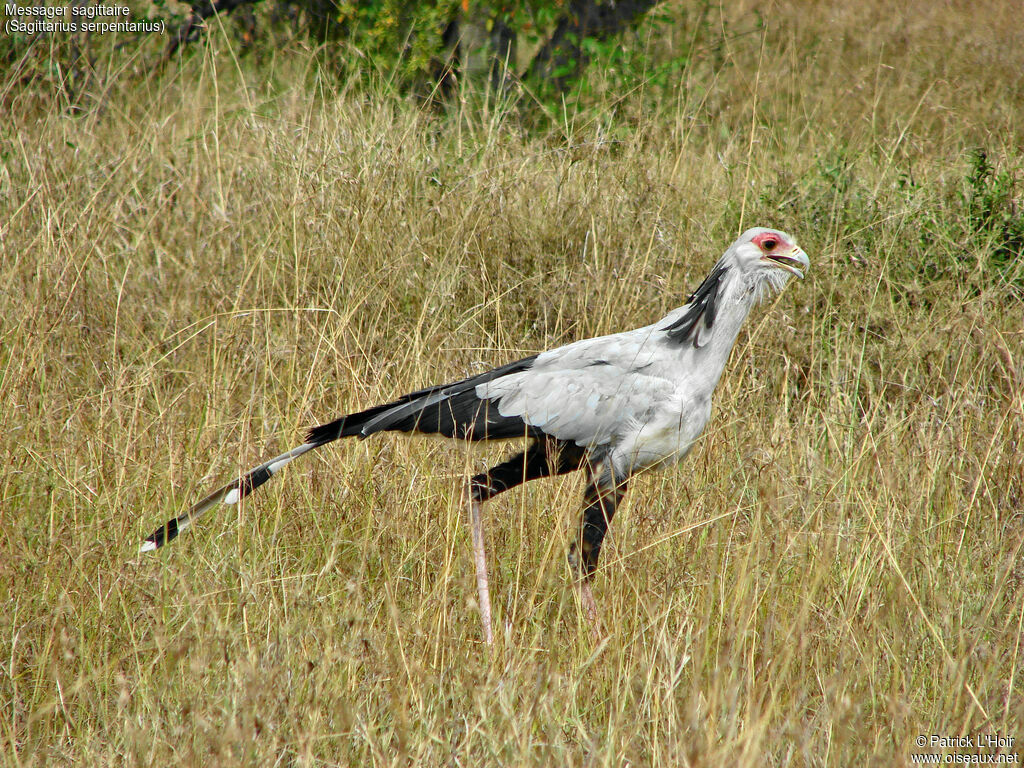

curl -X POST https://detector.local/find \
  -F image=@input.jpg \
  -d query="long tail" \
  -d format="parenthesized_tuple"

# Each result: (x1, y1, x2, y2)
(138, 400, 404, 552)
(140, 354, 540, 553)
(140, 442, 315, 551)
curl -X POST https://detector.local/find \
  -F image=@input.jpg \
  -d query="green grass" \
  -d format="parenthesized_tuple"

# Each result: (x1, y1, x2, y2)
(2, 1, 1023, 765)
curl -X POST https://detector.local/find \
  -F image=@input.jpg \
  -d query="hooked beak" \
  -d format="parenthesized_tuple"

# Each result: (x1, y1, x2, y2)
(764, 246, 810, 279)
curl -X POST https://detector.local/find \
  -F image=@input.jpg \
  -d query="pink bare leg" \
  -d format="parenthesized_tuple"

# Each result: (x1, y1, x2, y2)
(468, 496, 494, 645)
(579, 579, 602, 639)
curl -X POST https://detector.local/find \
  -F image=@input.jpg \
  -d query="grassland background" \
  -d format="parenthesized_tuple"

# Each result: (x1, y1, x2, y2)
(2, 0, 1024, 765)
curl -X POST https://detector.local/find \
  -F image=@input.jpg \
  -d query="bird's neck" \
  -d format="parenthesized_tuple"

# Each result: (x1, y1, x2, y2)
(690, 271, 762, 387)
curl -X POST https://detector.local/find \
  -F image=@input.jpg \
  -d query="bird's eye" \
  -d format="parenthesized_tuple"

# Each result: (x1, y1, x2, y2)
(761, 238, 778, 251)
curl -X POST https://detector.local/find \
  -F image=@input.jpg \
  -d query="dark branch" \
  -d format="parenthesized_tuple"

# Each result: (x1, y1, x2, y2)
(164, 0, 263, 60)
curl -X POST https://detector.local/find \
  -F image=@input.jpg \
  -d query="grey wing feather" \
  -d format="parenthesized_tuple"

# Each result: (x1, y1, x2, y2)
(477, 329, 675, 447)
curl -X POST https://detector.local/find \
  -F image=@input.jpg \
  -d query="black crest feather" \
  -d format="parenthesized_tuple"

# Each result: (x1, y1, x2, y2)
(662, 263, 729, 346)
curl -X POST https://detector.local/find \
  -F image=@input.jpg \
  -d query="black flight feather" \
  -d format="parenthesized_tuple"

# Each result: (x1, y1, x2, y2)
(305, 354, 539, 445)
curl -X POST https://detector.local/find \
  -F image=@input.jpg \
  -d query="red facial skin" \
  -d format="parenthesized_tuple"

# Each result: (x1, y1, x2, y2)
(751, 231, 787, 252)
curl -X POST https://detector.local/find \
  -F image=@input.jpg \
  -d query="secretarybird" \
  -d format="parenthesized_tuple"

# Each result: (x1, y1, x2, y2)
(141, 227, 808, 644)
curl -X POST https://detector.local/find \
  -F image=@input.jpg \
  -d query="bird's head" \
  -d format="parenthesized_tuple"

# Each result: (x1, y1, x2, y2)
(726, 227, 809, 301)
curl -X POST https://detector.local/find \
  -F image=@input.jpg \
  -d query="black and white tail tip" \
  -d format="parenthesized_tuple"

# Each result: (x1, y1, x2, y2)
(139, 442, 317, 552)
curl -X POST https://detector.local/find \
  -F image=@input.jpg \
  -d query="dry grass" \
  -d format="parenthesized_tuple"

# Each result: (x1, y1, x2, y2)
(2, 1, 1024, 765)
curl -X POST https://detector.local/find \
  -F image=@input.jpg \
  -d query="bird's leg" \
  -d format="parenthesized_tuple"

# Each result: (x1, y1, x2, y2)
(570, 471, 627, 637)
(472, 439, 586, 499)
(579, 580, 599, 627)
(466, 488, 494, 645)
(464, 439, 587, 644)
